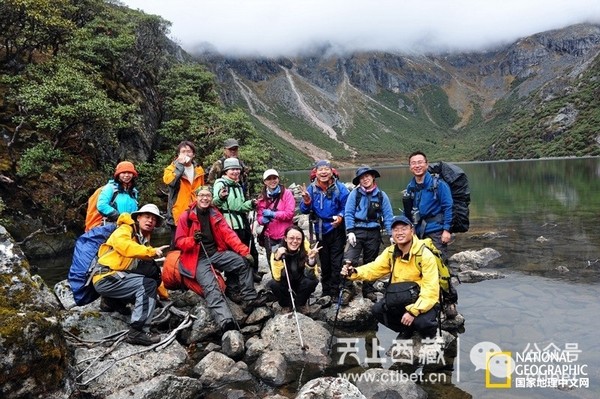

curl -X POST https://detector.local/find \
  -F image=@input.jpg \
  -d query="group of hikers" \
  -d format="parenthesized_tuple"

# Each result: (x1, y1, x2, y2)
(83, 138, 459, 347)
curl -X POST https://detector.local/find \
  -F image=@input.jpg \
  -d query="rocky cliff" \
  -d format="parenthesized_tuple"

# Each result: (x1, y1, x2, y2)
(196, 23, 600, 163)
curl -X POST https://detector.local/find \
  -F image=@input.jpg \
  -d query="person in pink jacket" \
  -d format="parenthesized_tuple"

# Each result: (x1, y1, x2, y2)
(256, 169, 296, 267)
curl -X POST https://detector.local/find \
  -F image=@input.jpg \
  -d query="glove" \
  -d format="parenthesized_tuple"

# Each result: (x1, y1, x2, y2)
(244, 254, 254, 267)
(347, 232, 357, 247)
(261, 216, 272, 225)
(263, 209, 275, 218)
(105, 210, 119, 222)
(193, 230, 204, 243)
(219, 186, 228, 199)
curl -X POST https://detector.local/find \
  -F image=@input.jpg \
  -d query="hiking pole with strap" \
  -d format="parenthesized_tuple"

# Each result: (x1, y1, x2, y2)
(282, 257, 308, 351)
(198, 240, 241, 331)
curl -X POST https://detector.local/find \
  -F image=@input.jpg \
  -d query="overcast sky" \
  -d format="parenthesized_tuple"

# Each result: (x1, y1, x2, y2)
(121, 0, 600, 57)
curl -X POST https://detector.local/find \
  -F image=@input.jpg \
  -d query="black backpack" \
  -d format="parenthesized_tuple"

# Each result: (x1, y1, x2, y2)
(428, 161, 470, 233)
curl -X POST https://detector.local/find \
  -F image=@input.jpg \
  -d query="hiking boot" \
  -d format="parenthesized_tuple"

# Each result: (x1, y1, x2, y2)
(340, 289, 353, 306)
(445, 303, 458, 319)
(395, 329, 413, 340)
(100, 297, 131, 316)
(363, 292, 378, 303)
(316, 295, 332, 307)
(225, 288, 244, 304)
(220, 319, 237, 333)
(280, 306, 292, 314)
(253, 272, 263, 283)
(126, 328, 161, 346)
(241, 296, 268, 313)
(298, 305, 312, 316)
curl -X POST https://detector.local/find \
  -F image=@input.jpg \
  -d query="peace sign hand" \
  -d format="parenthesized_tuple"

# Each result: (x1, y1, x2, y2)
(308, 241, 322, 259)
(300, 183, 311, 203)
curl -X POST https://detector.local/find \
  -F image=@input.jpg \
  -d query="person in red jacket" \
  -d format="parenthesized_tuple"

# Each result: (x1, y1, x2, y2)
(174, 186, 266, 332)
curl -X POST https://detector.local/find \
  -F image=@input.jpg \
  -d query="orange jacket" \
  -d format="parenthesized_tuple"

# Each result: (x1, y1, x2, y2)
(163, 161, 205, 226)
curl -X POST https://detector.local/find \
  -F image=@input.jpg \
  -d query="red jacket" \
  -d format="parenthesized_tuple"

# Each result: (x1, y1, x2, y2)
(175, 205, 249, 279)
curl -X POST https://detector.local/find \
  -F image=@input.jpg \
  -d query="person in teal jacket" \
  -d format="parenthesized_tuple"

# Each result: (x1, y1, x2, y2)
(213, 157, 259, 280)
(97, 161, 139, 222)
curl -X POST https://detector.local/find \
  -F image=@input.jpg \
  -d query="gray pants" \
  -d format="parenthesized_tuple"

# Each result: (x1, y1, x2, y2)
(94, 273, 157, 331)
(196, 250, 257, 326)
(344, 228, 381, 295)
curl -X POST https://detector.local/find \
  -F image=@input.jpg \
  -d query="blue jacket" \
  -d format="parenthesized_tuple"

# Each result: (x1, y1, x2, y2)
(299, 179, 349, 235)
(406, 172, 453, 236)
(97, 179, 138, 218)
(344, 186, 394, 235)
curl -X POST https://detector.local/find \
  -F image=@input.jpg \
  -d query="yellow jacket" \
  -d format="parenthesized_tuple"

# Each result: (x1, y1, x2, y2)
(349, 236, 439, 316)
(92, 213, 158, 284)
(270, 239, 319, 281)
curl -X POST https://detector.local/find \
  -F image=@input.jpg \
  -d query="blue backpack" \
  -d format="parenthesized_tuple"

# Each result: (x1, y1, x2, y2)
(68, 224, 117, 306)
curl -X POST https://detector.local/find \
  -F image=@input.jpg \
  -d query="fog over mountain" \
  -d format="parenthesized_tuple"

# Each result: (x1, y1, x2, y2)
(121, 0, 600, 56)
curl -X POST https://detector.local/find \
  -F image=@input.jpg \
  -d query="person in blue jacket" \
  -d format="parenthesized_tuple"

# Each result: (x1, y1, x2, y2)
(299, 160, 349, 300)
(344, 166, 394, 303)
(97, 161, 139, 222)
(405, 151, 457, 318)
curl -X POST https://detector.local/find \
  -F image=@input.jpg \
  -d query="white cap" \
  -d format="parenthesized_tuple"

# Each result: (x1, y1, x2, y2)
(262, 169, 279, 181)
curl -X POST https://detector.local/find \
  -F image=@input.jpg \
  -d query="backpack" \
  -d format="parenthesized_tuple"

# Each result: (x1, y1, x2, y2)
(84, 184, 118, 232)
(68, 224, 117, 306)
(162, 249, 226, 296)
(414, 238, 458, 305)
(427, 161, 470, 233)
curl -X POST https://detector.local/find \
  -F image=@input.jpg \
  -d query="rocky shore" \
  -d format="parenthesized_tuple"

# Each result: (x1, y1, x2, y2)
(0, 222, 503, 399)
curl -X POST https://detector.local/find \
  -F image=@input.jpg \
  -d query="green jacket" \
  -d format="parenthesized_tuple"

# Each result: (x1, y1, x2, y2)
(213, 176, 253, 230)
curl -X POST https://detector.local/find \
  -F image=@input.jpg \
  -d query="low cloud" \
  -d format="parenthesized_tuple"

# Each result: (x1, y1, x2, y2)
(122, 0, 600, 56)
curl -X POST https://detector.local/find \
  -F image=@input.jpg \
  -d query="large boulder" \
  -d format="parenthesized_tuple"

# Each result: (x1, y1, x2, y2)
(296, 377, 366, 399)
(0, 225, 69, 398)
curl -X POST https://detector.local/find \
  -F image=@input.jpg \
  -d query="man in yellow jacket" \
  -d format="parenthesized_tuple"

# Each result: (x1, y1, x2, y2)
(93, 204, 169, 346)
(342, 215, 440, 339)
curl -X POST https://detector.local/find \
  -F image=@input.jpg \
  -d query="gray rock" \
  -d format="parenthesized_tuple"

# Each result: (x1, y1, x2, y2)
(296, 376, 366, 398)
(321, 296, 377, 329)
(260, 313, 332, 368)
(458, 269, 505, 283)
(194, 351, 253, 388)
(0, 225, 68, 398)
(74, 338, 188, 397)
(254, 350, 288, 386)
(450, 247, 501, 269)
(354, 368, 427, 399)
(105, 375, 203, 399)
(245, 305, 273, 324)
(222, 329, 245, 359)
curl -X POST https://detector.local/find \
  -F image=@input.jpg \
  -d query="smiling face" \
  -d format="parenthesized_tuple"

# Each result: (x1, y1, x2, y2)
(409, 153, 428, 180)
(359, 172, 375, 189)
(118, 171, 134, 185)
(391, 222, 414, 246)
(284, 228, 304, 252)
(224, 167, 241, 181)
(264, 174, 279, 189)
(196, 189, 212, 209)
(316, 166, 333, 183)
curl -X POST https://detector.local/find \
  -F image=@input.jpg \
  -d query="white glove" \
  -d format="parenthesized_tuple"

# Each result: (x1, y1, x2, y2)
(347, 232, 356, 247)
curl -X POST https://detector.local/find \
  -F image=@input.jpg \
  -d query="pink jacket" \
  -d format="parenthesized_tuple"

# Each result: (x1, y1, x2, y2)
(256, 186, 296, 240)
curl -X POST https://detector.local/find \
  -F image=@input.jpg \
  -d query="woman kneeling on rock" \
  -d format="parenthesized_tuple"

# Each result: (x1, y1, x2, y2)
(268, 226, 321, 315)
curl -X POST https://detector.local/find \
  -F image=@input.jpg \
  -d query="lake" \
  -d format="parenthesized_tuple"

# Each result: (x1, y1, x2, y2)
(36, 157, 600, 398)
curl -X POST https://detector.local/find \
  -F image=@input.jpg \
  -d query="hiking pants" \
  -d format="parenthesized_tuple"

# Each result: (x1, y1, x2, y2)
(373, 299, 439, 339)
(425, 230, 448, 263)
(319, 225, 347, 297)
(196, 250, 257, 325)
(94, 273, 157, 331)
(345, 228, 381, 295)
(268, 275, 318, 307)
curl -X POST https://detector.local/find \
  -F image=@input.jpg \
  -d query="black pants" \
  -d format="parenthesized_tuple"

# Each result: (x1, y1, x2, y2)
(234, 227, 259, 273)
(373, 299, 439, 338)
(344, 228, 381, 295)
(268, 275, 318, 307)
(319, 225, 346, 297)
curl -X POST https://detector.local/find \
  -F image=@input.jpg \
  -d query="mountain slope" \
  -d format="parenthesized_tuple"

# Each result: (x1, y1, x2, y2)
(196, 23, 600, 167)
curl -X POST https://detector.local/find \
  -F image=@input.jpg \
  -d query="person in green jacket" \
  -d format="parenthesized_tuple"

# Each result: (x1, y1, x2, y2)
(213, 158, 260, 281)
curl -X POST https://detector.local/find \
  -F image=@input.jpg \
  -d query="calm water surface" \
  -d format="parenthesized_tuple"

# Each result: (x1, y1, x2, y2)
(36, 158, 600, 398)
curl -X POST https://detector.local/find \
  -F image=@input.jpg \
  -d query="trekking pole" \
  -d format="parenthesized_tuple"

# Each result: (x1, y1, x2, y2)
(327, 277, 346, 356)
(198, 241, 241, 331)
(282, 257, 308, 351)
